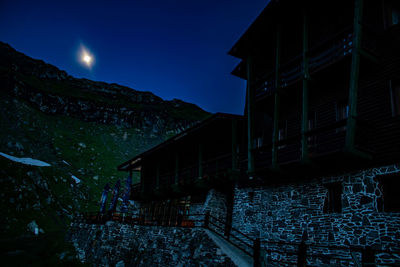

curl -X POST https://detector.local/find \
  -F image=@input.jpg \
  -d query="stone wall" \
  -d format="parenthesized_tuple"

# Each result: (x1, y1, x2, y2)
(231, 163, 400, 265)
(68, 221, 235, 267)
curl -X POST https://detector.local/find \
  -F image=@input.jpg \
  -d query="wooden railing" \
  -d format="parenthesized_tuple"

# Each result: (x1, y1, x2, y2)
(77, 211, 204, 228)
(252, 118, 374, 170)
(253, 25, 372, 98)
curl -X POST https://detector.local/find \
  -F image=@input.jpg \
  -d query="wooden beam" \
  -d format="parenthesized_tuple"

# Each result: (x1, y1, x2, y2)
(346, 0, 364, 150)
(140, 165, 145, 192)
(246, 56, 255, 175)
(301, 7, 310, 162)
(272, 23, 282, 169)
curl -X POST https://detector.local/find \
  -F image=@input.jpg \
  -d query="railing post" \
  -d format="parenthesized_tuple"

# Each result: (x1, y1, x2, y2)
(204, 211, 210, 229)
(297, 241, 307, 267)
(362, 246, 375, 266)
(224, 220, 231, 240)
(253, 238, 261, 267)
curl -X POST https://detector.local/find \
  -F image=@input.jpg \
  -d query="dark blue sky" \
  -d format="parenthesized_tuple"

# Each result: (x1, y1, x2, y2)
(0, 0, 268, 114)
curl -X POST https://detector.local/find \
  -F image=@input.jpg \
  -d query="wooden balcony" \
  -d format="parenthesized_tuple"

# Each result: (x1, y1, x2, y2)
(252, 118, 374, 175)
(253, 24, 379, 100)
(135, 153, 238, 199)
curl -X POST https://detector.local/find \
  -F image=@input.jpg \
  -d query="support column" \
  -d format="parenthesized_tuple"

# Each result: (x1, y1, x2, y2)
(272, 24, 282, 169)
(198, 143, 203, 179)
(301, 7, 310, 162)
(231, 119, 238, 170)
(346, 0, 364, 150)
(247, 56, 255, 176)
(140, 166, 145, 192)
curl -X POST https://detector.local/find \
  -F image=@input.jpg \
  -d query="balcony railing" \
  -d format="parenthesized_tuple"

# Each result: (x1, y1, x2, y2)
(252, 24, 382, 98)
(252, 118, 373, 171)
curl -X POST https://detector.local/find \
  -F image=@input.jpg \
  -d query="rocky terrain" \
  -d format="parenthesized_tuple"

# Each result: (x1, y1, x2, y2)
(0, 41, 209, 265)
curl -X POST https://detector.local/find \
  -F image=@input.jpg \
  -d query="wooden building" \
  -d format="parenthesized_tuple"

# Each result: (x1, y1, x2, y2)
(118, 113, 243, 225)
(229, 0, 400, 179)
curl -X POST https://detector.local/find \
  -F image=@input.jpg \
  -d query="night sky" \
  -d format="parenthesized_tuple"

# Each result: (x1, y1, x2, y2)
(0, 0, 268, 114)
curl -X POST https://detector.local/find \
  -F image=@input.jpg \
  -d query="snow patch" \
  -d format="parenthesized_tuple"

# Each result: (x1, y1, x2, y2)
(0, 152, 51, 167)
(62, 160, 71, 166)
(71, 175, 81, 184)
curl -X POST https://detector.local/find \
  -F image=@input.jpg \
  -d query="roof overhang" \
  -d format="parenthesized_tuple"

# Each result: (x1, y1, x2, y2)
(117, 113, 243, 172)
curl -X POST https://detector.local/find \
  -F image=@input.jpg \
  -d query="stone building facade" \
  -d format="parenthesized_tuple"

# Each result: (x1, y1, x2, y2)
(231, 163, 400, 265)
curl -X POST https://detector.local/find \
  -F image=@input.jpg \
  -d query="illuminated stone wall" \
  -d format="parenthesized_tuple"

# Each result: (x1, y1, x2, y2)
(68, 221, 235, 266)
(231, 163, 400, 265)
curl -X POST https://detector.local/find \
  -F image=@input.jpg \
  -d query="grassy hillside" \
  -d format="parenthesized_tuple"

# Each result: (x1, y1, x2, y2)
(0, 42, 210, 263)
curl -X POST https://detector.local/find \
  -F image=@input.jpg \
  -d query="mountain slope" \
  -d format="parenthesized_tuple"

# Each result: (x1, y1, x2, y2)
(0, 41, 210, 262)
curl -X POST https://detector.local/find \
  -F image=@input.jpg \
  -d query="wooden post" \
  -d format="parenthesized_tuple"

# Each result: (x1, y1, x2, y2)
(301, 7, 310, 162)
(297, 241, 307, 267)
(253, 238, 261, 267)
(272, 23, 282, 169)
(247, 56, 255, 176)
(140, 165, 145, 192)
(361, 246, 375, 266)
(346, 0, 364, 150)
(204, 211, 210, 229)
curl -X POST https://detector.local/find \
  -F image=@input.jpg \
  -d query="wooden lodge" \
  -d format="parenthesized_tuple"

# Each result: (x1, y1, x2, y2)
(229, 0, 400, 180)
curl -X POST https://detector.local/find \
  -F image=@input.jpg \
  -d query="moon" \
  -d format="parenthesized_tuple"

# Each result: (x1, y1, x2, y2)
(78, 45, 94, 68)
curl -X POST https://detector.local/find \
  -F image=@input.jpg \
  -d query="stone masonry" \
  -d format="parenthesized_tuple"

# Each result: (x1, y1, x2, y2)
(231, 163, 400, 265)
(68, 221, 235, 267)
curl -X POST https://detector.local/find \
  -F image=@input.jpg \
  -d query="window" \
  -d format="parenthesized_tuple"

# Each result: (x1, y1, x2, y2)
(323, 182, 342, 213)
(384, 1, 400, 28)
(376, 173, 400, 212)
(390, 80, 400, 116)
(336, 103, 349, 121)
(254, 137, 264, 148)
(278, 120, 287, 149)
(336, 102, 349, 132)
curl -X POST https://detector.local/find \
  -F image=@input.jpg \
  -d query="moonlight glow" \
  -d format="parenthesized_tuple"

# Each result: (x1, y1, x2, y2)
(78, 45, 94, 69)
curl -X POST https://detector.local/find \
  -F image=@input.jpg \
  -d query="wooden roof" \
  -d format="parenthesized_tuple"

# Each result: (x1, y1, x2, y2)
(118, 113, 243, 171)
